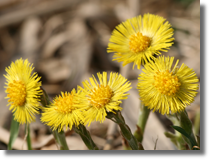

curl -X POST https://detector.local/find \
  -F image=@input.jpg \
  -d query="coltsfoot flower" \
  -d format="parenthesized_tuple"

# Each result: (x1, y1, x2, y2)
(4, 58, 42, 124)
(137, 56, 199, 115)
(107, 13, 174, 69)
(41, 89, 85, 132)
(79, 72, 132, 126)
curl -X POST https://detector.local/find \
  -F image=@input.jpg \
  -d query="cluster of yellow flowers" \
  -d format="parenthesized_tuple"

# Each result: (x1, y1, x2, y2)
(4, 13, 199, 133)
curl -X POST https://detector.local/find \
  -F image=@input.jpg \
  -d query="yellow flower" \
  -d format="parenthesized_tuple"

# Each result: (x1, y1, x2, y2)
(107, 13, 174, 69)
(79, 72, 132, 126)
(137, 56, 199, 115)
(41, 89, 85, 132)
(4, 58, 42, 124)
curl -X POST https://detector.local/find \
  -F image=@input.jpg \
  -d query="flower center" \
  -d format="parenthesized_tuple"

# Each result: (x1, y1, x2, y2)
(89, 85, 113, 108)
(54, 92, 75, 114)
(6, 80, 27, 106)
(129, 32, 150, 53)
(153, 70, 181, 96)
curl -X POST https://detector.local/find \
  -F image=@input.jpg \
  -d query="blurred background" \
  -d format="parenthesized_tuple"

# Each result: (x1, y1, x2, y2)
(0, 0, 200, 150)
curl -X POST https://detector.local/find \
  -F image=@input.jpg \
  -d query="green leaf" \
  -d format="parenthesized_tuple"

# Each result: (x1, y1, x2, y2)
(171, 126, 189, 138)
(8, 116, 20, 150)
(171, 125, 199, 150)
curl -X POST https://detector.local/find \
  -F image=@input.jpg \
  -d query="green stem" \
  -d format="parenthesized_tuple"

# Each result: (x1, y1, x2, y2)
(194, 110, 200, 136)
(73, 124, 99, 150)
(106, 111, 142, 150)
(8, 116, 20, 150)
(26, 124, 32, 150)
(134, 104, 150, 142)
(52, 130, 69, 150)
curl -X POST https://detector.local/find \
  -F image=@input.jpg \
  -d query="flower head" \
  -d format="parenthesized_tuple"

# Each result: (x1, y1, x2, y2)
(79, 72, 132, 126)
(137, 56, 199, 115)
(107, 13, 174, 69)
(41, 89, 85, 132)
(4, 58, 42, 124)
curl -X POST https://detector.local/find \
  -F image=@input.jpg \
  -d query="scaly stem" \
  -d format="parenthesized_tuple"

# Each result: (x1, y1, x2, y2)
(73, 124, 99, 150)
(52, 130, 69, 150)
(106, 111, 142, 150)
(8, 116, 20, 150)
(134, 104, 150, 143)
(26, 124, 32, 150)
(194, 110, 200, 137)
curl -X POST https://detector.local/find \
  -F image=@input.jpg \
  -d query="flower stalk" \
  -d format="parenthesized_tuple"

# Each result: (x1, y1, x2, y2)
(8, 115, 20, 150)
(52, 130, 69, 150)
(134, 104, 150, 143)
(26, 124, 32, 150)
(73, 124, 99, 150)
(194, 110, 200, 137)
(106, 111, 142, 150)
